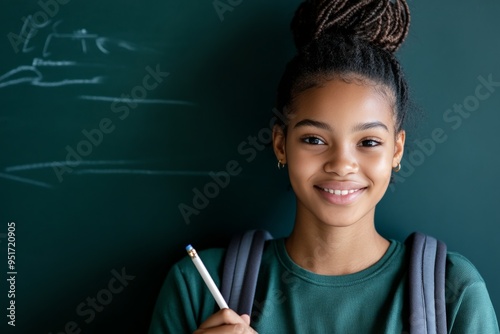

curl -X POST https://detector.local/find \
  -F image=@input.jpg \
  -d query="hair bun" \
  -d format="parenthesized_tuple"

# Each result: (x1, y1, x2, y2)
(291, 0, 410, 53)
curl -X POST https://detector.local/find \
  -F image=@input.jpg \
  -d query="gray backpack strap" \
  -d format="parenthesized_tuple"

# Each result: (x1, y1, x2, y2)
(407, 232, 447, 334)
(221, 230, 273, 315)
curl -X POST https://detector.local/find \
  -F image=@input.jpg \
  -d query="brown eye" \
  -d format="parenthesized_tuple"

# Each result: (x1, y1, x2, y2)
(302, 136, 325, 145)
(360, 139, 381, 147)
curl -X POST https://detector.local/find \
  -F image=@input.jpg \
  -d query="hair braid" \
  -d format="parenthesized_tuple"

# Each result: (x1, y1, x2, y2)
(278, 0, 413, 133)
(293, 0, 410, 52)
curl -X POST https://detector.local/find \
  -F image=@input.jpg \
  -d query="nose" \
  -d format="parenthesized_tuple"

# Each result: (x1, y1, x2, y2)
(323, 145, 359, 176)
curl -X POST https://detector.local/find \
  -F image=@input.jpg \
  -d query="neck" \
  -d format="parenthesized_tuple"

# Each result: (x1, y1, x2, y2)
(285, 212, 390, 275)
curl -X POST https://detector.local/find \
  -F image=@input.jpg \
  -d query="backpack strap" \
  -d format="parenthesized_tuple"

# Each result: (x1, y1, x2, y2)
(406, 232, 447, 334)
(221, 230, 273, 315)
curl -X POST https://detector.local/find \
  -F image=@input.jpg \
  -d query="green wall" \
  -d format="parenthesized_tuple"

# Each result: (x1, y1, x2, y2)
(0, 1, 498, 332)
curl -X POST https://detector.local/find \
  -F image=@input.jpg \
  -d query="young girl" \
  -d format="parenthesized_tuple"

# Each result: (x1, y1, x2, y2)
(149, 0, 499, 333)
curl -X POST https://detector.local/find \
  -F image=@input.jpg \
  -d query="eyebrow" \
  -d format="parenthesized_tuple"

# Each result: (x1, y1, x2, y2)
(352, 121, 389, 133)
(293, 119, 332, 131)
(293, 119, 389, 133)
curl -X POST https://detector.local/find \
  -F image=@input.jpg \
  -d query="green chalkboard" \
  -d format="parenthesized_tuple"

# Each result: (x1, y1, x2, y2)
(1, 0, 499, 333)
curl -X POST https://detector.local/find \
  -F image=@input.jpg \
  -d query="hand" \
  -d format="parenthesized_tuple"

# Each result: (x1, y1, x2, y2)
(193, 308, 258, 334)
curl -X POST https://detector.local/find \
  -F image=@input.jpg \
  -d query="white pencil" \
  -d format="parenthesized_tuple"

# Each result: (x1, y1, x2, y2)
(185, 244, 229, 309)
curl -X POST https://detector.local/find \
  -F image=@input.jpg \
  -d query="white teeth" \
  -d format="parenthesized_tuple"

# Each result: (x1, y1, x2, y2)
(321, 187, 361, 196)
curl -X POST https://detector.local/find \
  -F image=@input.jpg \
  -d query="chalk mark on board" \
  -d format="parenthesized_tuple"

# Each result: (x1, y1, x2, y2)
(4, 160, 146, 172)
(1, 159, 217, 188)
(0, 172, 53, 189)
(32, 58, 78, 67)
(79, 95, 197, 106)
(19, 15, 53, 54)
(42, 20, 156, 57)
(42, 21, 98, 57)
(1, 19, 162, 90)
(0, 65, 103, 89)
(74, 169, 211, 176)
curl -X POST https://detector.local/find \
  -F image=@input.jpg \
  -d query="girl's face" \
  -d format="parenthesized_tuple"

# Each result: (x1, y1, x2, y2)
(273, 78, 405, 229)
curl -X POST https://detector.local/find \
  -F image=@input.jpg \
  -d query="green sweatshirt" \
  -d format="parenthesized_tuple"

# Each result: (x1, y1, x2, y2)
(149, 238, 499, 333)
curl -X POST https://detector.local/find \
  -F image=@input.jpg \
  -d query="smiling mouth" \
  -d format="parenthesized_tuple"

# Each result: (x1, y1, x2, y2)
(316, 186, 366, 196)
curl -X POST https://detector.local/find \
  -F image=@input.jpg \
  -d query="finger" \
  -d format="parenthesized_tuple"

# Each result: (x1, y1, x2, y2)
(240, 314, 258, 334)
(194, 323, 257, 334)
(198, 308, 246, 329)
(238, 315, 258, 333)
(240, 314, 250, 325)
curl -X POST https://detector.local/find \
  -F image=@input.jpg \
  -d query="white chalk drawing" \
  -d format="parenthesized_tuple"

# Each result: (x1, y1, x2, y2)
(0, 65, 103, 88)
(1, 160, 210, 189)
(44, 27, 97, 56)
(79, 95, 197, 106)
(18, 15, 52, 54)
(0, 172, 53, 189)
(0, 18, 193, 189)
(42, 20, 153, 57)
(4, 160, 145, 172)
(74, 169, 210, 176)
(1, 18, 156, 89)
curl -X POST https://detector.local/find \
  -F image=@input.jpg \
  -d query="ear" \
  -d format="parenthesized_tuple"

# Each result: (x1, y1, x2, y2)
(272, 125, 287, 164)
(393, 130, 405, 168)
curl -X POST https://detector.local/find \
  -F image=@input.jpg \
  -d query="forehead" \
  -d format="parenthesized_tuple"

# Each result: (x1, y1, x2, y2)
(290, 79, 395, 130)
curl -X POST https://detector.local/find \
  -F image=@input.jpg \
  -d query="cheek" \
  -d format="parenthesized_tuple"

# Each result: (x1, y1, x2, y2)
(360, 149, 393, 184)
(286, 146, 321, 186)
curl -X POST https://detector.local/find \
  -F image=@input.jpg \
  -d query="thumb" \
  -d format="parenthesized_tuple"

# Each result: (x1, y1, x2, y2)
(240, 314, 251, 325)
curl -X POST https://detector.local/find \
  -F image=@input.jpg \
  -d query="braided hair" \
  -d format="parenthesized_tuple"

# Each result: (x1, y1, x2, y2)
(276, 0, 411, 133)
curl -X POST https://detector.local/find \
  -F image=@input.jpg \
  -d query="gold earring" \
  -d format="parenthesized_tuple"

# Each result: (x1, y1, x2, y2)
(393, 162, 401, 172)
(277, 160, 285, 169)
